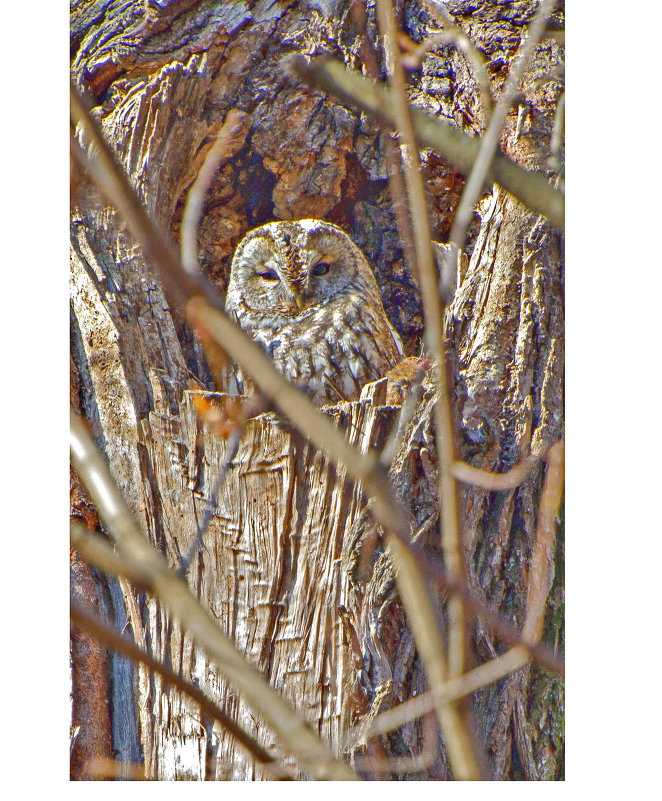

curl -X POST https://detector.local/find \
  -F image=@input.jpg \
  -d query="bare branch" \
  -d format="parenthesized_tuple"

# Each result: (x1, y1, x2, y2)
(352, 713, 438, 775)
(70, 590, 292, 778)
(70, 413, 358, 781)
(181, 110, 249, 277)
(347, 646, 528, 746)
(349, 0, 419, 281)
(384, 537, 476, 778)
(380, 382, 424, 467)
(376, 0, 478, 779)
(522, 440, 565, 645)
(288, 57, 564, 231)
(449, 0, 558, 249)
(451, 453, 543, 490)
(408, 542, 564, 675)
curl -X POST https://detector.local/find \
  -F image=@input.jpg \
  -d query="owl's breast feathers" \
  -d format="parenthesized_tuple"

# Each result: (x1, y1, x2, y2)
(235, 291, 403, 405)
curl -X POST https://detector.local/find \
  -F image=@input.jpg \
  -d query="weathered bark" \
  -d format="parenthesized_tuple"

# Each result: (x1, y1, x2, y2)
(70, 351, 113, 780)
(70, 545, 114, 780)
(446, 2, 565, 777)
(70, 0, 564, 780)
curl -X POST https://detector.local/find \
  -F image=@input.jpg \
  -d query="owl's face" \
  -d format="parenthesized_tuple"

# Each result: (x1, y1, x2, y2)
(226, 220, 379, 319)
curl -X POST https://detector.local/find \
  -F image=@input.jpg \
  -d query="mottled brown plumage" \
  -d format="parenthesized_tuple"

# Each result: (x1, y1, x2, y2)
(225, 220, 404, 405)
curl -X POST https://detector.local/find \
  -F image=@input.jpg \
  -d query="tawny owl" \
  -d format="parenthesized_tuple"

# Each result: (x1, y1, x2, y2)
(225, 219, 404, 405)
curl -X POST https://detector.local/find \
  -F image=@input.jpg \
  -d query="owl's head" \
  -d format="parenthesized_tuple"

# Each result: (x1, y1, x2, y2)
(225, 220, 380, 318)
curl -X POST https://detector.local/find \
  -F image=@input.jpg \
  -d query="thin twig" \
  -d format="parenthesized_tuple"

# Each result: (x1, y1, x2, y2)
(178, 109, 249, 392)
(451, 453, 543, 491)
(350, 0, 419, 278)
(352, 712, 438, 775)
(70, 413, 358, 781)
(70, 592, 292, 779)
(385, 536, 478, 779)
(288, 57, 564, 231)
(345, 646, 528, 748)
(376, 0, 478, 779)
(351, 1, 425, 473)
(380, 383, 424, 467)
(408, 541, 564, 675)
(521, 440, 564, 645)
(448, 0, 557, 249)
(181, 110, 249, 276)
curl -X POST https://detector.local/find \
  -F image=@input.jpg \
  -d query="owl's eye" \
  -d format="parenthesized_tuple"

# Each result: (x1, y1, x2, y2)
(312, 262, 330, 276)
(258, 269, 279, 281)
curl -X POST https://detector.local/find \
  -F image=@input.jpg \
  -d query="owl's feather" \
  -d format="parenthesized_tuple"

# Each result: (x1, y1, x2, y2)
(225, 220, 404, 405)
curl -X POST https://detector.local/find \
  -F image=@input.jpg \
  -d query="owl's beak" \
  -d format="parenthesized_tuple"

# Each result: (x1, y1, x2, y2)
(292, 289, 305, 310)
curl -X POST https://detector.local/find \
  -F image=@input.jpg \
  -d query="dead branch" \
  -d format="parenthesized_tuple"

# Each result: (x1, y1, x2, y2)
(350, 0, 419, 285)
(347, 646, 529, 747)
(408, 542, 564, 675)
(451, 453, 543, 491)
(181, 109, 249, 278)
(522, 440, 565, 645)
(376, 0, 478, 779)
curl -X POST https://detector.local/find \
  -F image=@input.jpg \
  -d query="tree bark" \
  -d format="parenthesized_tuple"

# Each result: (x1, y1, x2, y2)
(70, 0, 564, 780)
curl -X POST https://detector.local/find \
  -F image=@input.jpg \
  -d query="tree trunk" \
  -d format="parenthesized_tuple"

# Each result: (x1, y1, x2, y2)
(70, 0, 564, 780)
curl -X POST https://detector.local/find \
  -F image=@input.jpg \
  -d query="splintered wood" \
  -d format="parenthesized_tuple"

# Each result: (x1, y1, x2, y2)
(139, 390, 397, 780)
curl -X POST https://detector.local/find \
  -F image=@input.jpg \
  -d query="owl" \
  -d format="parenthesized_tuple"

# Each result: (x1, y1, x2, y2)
(225, 220, 404, 405)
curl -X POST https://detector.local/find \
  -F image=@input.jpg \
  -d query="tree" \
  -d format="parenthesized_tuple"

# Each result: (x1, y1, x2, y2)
(70, 0, 564, 780)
